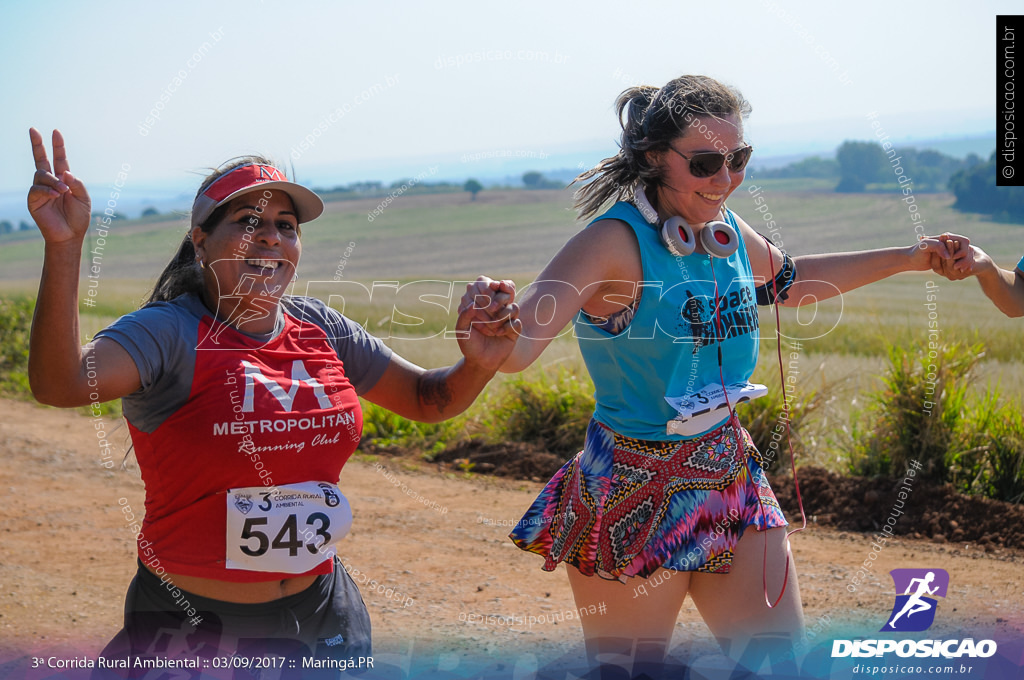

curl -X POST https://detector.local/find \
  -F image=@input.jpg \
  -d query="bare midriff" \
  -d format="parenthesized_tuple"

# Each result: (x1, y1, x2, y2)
(144, 563, 319, 603)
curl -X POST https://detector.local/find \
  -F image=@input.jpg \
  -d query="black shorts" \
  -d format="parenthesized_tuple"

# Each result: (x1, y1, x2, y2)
(95, 556, 371, 678)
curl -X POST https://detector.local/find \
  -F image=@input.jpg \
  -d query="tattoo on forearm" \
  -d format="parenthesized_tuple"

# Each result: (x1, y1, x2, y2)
(419, 372, 453, 413)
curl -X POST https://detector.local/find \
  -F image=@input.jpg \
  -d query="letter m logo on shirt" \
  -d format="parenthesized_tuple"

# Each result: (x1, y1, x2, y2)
(241, 360, 332, 412)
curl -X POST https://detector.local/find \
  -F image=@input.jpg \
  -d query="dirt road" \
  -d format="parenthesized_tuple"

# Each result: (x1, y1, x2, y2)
(1, 397, 1022, 677)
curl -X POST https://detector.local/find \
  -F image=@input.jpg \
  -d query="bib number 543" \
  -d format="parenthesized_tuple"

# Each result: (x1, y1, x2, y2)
(239, 512, 331, 557)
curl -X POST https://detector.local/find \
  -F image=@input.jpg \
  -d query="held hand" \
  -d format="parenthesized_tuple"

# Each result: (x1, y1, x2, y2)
(938, 233, 975, 272)
(458, 276, 519, 337)
(27, 128, 92, 244)
(455, 277, 522, 373)
(910, 233, 972, 273)
(933, 245, 993, 281)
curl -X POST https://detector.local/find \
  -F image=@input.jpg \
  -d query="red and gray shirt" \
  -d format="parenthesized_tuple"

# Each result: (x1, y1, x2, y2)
(96, 294, 391, 581)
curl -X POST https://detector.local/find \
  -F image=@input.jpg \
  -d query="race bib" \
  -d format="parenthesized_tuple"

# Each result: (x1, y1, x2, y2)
(226, 481, 352, 573)
(665, 381, 768, 436)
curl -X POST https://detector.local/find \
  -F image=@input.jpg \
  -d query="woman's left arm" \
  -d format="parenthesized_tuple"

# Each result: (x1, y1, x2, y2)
(735, 214, 972, 306)
(360, 281, 520, 422)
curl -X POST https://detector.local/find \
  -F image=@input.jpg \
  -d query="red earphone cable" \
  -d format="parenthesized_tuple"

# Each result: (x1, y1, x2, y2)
(767, 236, 809, 546)
(761, 238, 809, 607)
(708, 238, 807, 609)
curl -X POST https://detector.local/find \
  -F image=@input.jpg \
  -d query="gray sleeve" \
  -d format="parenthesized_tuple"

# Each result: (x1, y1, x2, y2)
(92, 301, 197, 432)
(286, 297, 393, 395)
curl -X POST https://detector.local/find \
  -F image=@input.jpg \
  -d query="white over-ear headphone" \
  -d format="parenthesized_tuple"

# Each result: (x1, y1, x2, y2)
(633, 185, 738, 258)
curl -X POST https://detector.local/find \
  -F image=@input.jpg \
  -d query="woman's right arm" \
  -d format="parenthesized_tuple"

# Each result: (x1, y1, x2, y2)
(463, 218, 641, 373)
(27, 128, 141, 407)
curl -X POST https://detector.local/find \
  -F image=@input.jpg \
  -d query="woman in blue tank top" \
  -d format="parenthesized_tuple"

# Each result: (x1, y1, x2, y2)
(464, 74, 973, 674)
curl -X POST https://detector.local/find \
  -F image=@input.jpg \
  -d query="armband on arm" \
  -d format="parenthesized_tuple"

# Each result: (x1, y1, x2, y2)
(755, 251, 797, 305)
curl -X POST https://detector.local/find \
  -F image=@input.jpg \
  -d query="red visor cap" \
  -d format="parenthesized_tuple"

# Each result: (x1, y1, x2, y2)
(190, 164, 324, 229)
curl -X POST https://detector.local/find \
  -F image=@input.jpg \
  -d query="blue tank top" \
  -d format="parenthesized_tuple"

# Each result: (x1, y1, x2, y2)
(574, 202, 760, 440)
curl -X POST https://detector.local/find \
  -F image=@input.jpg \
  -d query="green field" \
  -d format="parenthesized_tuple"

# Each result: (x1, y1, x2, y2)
(3, 185, 1021, 474)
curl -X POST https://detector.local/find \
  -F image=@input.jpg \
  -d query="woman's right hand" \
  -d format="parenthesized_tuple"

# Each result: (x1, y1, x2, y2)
(27, 128, 91, 244)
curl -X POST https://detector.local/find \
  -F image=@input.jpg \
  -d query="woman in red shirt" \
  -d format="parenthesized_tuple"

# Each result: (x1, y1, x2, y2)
(26, 128, 519, 668)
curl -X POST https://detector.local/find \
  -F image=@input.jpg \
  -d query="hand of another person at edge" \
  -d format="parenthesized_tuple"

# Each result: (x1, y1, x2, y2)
(910, 233, 973, 273)
(456, 277, 521, 373)
(933, 244, 988, 282)
(27, 128, 92, 244)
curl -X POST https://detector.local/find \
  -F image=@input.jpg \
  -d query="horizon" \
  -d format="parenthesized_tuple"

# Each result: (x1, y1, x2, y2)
(0, 130, 997, 226)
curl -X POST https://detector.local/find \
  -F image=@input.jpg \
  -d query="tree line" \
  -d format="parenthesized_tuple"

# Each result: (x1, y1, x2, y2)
(760, 141, 1024, 223)
(758, 141, 985, 193)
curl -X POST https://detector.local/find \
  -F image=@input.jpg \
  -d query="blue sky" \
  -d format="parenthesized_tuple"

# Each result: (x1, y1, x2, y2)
(0, 0, 1007, 218)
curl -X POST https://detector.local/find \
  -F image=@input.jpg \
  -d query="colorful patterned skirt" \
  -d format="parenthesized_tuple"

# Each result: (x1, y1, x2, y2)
(509, 416, 787, 580)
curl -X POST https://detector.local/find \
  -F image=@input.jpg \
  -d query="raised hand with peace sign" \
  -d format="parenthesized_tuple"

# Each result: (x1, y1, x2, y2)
(27, 128, 92, 244)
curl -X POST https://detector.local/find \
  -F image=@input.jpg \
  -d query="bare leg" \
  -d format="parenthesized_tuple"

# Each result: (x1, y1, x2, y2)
(567, 565, 690, 677)
(688, 527, 804, 671)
